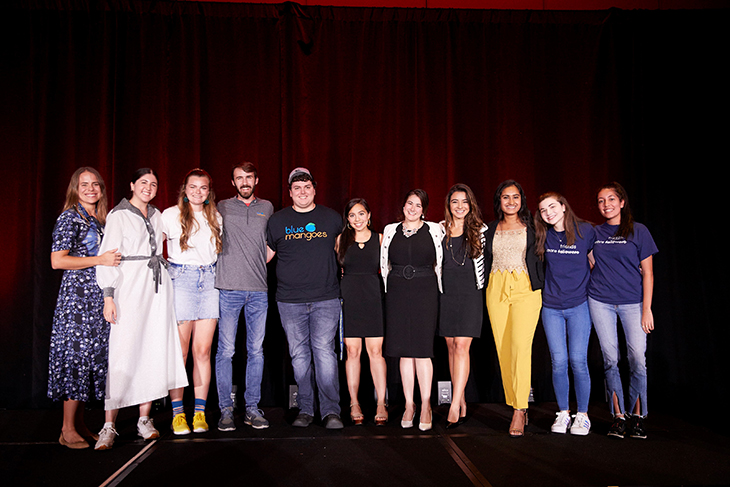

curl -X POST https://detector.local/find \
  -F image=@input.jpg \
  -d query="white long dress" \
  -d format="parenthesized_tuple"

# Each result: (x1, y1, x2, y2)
(97, 199, 188, 410)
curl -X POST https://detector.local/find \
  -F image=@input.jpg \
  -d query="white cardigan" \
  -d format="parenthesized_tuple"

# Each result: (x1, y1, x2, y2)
(380, 221, 444, 293)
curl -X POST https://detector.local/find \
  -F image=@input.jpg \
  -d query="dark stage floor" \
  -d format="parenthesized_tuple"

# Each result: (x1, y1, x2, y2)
(1, 402, 728, 487)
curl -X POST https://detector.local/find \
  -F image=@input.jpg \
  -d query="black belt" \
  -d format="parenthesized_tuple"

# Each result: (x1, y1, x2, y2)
(391, 265, 433, 280)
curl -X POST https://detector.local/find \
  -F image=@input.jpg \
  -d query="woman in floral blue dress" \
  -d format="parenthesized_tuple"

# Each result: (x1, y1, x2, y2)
(48, 167, 121, 449)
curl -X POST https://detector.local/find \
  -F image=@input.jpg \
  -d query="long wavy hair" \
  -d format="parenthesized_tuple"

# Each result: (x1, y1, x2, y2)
(534, 192, 588, 260)
(598, 181, 634, 239)
(177, 168, 222, 254)
(493, 179, 533, 228)
(337, 198, 372, 266)
(63, 166, 109, 225)
(444, 183, 484, 259)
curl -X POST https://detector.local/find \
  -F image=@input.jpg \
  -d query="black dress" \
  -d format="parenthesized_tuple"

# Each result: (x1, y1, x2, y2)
(341, 233, 384, 338)
(438, 234, 483, 338)
(385, 224, 438, 358)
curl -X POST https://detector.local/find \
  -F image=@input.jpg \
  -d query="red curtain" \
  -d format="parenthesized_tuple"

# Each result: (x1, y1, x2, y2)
(2, 1, 728, 410)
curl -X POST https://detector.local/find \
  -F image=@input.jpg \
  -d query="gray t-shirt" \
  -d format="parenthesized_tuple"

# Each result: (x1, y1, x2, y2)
(215, 196, 274, 292)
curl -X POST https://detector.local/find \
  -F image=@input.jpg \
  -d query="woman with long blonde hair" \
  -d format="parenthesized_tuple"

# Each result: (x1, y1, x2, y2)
(49, 167, 121, 449)
(162, 168, 223, 435)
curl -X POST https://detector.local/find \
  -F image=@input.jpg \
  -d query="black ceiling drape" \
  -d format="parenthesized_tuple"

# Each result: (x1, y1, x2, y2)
(2, 1, 727, 417)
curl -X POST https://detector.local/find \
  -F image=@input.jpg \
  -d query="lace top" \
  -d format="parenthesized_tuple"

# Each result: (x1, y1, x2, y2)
(490, 227, 527, 274)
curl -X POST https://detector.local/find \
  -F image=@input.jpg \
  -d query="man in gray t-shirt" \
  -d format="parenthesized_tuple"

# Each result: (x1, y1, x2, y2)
(215, 162, 274, 432)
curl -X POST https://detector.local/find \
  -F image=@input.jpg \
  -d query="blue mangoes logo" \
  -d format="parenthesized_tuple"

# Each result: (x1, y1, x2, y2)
(284, 222, 327, 241)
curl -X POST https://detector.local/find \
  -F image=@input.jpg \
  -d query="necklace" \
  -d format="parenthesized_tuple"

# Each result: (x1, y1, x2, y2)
(402, 222, 422, 238)
(449, 236, 467, 266)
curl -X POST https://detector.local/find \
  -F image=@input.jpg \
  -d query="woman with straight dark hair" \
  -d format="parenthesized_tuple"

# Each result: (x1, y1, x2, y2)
(439, 184, 487, 428)
(535, 192, 595, 436)
(588, 182, 657, 439)
(163, 169, 223, 435)
(49, 167, 121, 449)
(95, 168, 188, 450)
(484, 180, 544, 437)
(381, 189, 444, 432)
(336, 198, 387, 426)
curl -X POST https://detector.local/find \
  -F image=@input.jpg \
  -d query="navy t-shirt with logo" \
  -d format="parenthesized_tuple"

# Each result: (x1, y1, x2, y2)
(266, 205, 342, 303)
(588, 222, 658, 305)
(543, 222, 595, 310)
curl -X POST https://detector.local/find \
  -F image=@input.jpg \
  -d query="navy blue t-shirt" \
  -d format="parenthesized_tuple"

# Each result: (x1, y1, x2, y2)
(588, 222, 658, 305)
(266, 205, 342, 303)
(543, 222, 595, 310)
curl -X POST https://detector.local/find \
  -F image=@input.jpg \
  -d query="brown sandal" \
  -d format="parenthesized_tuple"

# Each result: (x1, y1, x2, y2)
(374, 403, 388, 426)
(509, 409, 528, 438)
(350, 403, 364, 425)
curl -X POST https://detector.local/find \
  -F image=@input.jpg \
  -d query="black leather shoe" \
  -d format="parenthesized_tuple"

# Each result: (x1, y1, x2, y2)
(323, 414, 344, 430)
(292, 413, 314, 428)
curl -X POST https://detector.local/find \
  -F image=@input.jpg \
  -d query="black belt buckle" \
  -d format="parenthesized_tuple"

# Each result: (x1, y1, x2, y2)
(402, 265, 416, 280)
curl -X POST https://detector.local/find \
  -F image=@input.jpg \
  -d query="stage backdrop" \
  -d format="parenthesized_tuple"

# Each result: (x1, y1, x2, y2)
(2, 1, 727, 416)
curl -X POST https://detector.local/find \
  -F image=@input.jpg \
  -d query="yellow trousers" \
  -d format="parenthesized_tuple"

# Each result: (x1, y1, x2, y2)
(486, 270, 542, 410)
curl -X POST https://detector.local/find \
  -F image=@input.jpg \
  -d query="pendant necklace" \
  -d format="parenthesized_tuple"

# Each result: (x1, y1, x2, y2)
(449, 236, 467, 266)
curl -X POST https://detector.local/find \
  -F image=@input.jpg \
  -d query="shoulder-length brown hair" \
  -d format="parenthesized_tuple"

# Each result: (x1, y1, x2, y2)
(62, 167, 109, 225)
(534, 192, 587, 260)
(177, 169, 222, 254)
(444, 183, 484, 259)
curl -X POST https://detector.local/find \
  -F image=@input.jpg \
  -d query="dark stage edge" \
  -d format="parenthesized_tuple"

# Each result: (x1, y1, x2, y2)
(1, 403, 728, 487)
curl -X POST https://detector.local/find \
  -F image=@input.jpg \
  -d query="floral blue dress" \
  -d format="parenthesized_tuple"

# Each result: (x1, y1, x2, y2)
(47, 205, 109, 402)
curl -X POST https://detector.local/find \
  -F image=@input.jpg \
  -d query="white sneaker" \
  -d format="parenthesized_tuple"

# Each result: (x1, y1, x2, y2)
(94, 425, 118, 450)
(137, 418, 160, 440)
(551, 410, 572, 434)
(570, 413, 591, 436)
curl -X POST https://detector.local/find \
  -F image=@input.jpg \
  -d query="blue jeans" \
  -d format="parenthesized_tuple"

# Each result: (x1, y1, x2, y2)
(588, 297, 647, 417)
(541, 302, 592, 413)
(215, 290, 268, 411)
(277, 299, 341, 418)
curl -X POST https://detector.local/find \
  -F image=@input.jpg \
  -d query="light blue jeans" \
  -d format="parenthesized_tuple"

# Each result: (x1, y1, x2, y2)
(215, 290, 269, 411)
(541, 302, 592, 413)
(588, 297, 647, 417)
(277, 299, 341, 418)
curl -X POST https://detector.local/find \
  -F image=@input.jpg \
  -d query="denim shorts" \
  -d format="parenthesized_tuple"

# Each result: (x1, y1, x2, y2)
(168, 263, 220, 321)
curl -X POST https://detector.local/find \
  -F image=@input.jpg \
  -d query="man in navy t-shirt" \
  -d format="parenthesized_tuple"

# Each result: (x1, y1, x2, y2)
(266, 167, 344, 429)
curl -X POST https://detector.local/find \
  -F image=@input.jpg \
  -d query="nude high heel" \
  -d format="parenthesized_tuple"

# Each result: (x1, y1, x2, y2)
(375, 403, 388, 426)
(350, 403, 364, 425)
(509, 409, 528, 438)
